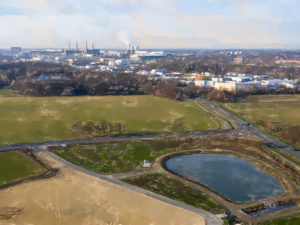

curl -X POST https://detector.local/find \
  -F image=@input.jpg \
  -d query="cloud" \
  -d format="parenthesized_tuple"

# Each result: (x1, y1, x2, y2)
(0, 0, 299, 48)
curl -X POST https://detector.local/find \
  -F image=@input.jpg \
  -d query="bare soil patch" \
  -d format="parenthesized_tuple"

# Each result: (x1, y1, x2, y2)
(0, 152, 204, 225)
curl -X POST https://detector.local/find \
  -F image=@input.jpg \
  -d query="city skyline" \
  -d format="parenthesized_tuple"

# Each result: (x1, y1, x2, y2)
(0, 0, 299, 49)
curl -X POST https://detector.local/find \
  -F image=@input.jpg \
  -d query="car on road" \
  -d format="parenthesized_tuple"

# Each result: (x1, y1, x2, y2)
(242, 123, 252, 128)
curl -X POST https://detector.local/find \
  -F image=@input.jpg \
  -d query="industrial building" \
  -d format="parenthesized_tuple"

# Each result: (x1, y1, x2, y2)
(11, 47, 22, 55)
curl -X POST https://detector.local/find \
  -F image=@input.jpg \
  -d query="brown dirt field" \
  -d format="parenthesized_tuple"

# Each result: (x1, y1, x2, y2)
(0, 152, 205, 225)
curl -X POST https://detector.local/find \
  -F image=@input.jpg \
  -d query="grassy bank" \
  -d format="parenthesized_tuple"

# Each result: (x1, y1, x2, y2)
(123, 173, 225, 214)
(0, 151, 45, 185)
(51, 140, 187, 174)
(223, 95, 300, 126)
(261, 214, 300, 225)
(0, 95, 218, 145)
(222, 95, 300, 149)
(52, 140, 225, 213)
(0, 88, 20, 97)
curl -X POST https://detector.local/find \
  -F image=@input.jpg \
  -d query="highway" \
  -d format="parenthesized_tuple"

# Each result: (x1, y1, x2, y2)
(198, 98, 300, 158)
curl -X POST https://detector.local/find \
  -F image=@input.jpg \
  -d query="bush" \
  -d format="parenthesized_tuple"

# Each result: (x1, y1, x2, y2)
(280, 125, 300, 146)
(69, 120, 125, 135)
(207, 90, 228, 103)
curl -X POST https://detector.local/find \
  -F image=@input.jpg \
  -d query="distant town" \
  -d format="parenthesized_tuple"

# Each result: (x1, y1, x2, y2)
(2, 0, 300, 224)
(1, 45, 299, 97)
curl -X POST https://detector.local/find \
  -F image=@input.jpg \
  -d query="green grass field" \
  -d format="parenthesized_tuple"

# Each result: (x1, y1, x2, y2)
(123, 173, 224, 214)
(223, 95, 300, 126)
(0, 95, 218, 145)
(262, 215, 300, 225)
(222, 95, 300, 147)
(51, 140, 187, 174)
(0, 151, 45, 185)
(0, 88, 20, 97)
(51, 139, 224, 214)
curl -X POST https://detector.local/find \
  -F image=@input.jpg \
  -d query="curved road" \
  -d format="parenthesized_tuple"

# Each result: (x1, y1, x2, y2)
(0, 98, 298, 225)
(43, 150, 223, 225)
(0, 129, 243, 153)
(0, 131, 227, 225)
(198, 99, 299, 157)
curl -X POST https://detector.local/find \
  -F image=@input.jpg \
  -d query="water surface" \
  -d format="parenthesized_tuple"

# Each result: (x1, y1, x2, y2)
(245, 204, 297, 217)
(165, 154, 284, 202)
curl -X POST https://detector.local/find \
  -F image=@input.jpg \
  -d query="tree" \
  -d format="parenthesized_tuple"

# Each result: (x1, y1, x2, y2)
(152, 80, 183, 100)
(69, 121, 82, 133)
(96, 120, 110, 133)
(113, 122, 125, 133)
(82, 121, 96, 134)
(207, 90, 228, 103)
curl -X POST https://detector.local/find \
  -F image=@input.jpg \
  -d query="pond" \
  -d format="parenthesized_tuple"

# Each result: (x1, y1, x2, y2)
(165, 154, 285, 202)
(244, 203, 297, 217)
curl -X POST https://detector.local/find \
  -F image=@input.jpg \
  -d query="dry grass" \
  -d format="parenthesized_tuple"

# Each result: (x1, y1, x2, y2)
(0, 152, 205, 225)
(0, 95, 218, 145)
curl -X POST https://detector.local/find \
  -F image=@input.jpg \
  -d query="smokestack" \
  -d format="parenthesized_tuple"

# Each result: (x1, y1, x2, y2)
(68, 41, 71, 50)
(76, 42, 79, 51)
(86, 40, 88, 51)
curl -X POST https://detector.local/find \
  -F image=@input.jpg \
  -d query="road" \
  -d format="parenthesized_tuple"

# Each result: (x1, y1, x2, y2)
(43, 150, 223, 225)
(198, 98, 300, 158)
(0, 131, 231, 225)
(0, 129, 245, 153)
(0, 98, 299, 225)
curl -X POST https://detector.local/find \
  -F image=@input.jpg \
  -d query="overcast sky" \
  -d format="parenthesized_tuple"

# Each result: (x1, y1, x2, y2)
(0, 0, 299, 49)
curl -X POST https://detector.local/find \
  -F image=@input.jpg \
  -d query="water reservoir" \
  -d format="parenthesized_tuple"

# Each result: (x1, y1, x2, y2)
(165, 154, 285, 202)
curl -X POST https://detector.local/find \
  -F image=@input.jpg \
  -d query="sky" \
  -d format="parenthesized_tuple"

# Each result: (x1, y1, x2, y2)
(0, 0, 299, 49)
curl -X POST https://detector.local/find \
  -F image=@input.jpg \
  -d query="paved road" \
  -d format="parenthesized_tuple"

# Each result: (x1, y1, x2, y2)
(1, 98, 298, 225)
(0, 129, 243, 153)
(199, 98, 300, 158)
(43, 150, 223, 225)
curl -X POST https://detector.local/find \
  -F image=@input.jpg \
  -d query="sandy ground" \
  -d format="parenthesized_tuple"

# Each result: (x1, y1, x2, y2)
(0, 153, 205, 225)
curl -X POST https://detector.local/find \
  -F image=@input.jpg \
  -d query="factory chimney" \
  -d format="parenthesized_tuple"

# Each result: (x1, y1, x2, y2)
(127, 44, 132, 55)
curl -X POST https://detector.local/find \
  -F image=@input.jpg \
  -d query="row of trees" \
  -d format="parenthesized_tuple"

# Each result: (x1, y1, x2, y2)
(3, 63, 186, 100)
(149, 53, 300, 79)
(2, 62, 299, 102)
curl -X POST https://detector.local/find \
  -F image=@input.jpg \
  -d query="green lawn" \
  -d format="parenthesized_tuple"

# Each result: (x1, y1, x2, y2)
(262, 215, 300, 225)
(51, 140, 188, 174)
(223, 95, 300, 126)
(123, 173, 225, 214)
(0, 88, 20, 97)
(222, 95, 300, 148)
(52, 141, 225, 213)
(0, 95, 218, 145)
(0, 151, 45, 185)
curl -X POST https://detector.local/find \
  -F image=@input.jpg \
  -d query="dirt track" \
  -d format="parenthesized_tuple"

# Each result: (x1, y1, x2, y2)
(0, 153, 205, 225)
